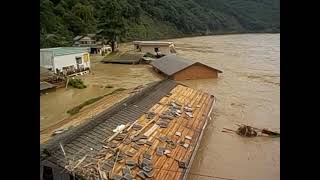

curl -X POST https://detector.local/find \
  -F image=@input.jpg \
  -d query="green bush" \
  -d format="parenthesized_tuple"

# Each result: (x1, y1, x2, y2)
(68, 78, 87, 89)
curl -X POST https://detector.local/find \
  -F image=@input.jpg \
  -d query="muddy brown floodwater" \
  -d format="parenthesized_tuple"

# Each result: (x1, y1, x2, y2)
(40, 33, 279, 180)
(40, 55, 161, 131)
(171, 34, 280, 180)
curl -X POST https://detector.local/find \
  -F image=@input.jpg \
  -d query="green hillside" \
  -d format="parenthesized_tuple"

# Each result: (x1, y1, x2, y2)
(40, 0, 280, 48)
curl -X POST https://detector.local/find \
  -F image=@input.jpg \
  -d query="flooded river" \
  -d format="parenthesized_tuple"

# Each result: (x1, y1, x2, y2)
(40, 33, 279, 180)
(172, 34, 280, 180)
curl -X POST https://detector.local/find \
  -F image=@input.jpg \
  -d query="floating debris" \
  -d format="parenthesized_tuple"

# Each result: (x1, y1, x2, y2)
(107, 142, 118, 148)
(125, 151, 135, 157)
(183, 143, 189, 149)
(178, 161, 187, 169)
(113, 124, 126, 133)
(132, 124, 143, 131)
(145, 140, 153, 146)
(141, 158, 152, 167)
(146, 111, 156, 119)
(131, 143, 140, 150)
(123, 138, 131, 145)
(114, 133, 127, 141)
(122, 166, 131, 175)
(132, 135, 148, 142)
(143, 152, 152, 160)
(236, 125, 257, 137)
(136, 139, 146, 145)
(143, 165, 153, 172)
(123, 173, 134, 180)
(164, 149, 171, 155)
(52, 128, 68, 136)
(143, 170, 154, 178)
(125, 159, 137, 166)
(185, 135, 192, 140)
(159, 114, 174, 120)
(159, 136, 169, 142)
(156, 147, 165, 156)
(109, 173, 123, 180)
(137, 171, 146, 179)
(185, 112, 193, 118)
(175, 132, 182, 137)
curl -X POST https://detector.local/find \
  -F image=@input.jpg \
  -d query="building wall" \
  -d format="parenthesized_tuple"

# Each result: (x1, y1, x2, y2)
(40, 51, 54, 69)
(172, 64, 218, 80)
(53, 52, 91, 73)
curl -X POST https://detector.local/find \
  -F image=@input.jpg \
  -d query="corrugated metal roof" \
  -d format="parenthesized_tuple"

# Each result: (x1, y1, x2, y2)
(150, 54, 222, 76)
(40, 47, 90, 56)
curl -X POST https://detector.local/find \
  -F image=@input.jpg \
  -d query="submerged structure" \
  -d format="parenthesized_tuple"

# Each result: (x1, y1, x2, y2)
(40, 80, 215, 180)
(151, 54, 222, 80)
(40, 47, 91, 76)
(133, 41, 176, 55)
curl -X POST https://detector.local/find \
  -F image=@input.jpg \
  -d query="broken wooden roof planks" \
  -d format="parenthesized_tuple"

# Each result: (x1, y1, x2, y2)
(40, 79, 215, 180)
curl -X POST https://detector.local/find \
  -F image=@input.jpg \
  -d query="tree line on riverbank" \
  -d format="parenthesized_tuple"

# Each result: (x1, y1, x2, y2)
(40, 0, 280, 48)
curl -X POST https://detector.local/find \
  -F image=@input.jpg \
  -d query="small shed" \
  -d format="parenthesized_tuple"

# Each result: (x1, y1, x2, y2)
(150, 54, 222, 80)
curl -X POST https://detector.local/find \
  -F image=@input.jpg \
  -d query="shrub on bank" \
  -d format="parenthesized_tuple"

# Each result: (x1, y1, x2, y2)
(68, 78, 87, 89)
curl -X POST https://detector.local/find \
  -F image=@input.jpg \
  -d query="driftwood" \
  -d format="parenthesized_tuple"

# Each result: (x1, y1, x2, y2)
(236, 124, 280, 137)
(223, 124, 280, 138)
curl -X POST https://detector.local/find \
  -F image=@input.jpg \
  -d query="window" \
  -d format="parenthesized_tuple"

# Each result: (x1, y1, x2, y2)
(76, 57, 82, 64)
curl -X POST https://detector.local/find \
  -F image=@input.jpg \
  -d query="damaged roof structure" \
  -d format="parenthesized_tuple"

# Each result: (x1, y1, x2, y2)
(151, 54, 222, 80)
(40, 79, 215, 180)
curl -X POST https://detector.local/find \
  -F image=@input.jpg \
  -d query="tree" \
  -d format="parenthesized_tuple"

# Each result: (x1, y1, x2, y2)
(98, 0, 126, 52)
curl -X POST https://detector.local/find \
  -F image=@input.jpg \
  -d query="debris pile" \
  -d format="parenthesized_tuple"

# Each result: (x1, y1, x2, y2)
(236, 125, 258, 137)
(222, 124, 280, 138)
(60, 98, 201, 179)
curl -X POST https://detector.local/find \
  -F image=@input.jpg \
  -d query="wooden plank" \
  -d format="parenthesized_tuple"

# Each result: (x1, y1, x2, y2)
(153, 88, 202, 179)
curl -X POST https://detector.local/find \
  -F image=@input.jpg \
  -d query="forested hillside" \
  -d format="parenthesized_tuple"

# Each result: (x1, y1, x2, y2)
(40, 0, 280, 48)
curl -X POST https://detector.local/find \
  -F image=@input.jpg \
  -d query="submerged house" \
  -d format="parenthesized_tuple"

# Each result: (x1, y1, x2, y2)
(73, 34, 111, 55)
(150, 54, 222, 80)
(40, 80, 215, 180)
(133, 41, 176, 55)
(40, 47, 91, 76)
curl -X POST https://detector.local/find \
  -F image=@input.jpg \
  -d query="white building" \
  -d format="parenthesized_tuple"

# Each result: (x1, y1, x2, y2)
(40, 47, 91, 75)
(133, 41, 176, 55)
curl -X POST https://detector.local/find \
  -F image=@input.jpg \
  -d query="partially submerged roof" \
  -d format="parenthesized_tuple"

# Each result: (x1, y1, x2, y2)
(102, 53, 144, 64)
(133, 41, 174, 46)
(40, 81, 56, 91)
(151, 54, 223, 76)
(40, 47, 90, 56)
(40, 80, 215, 180)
